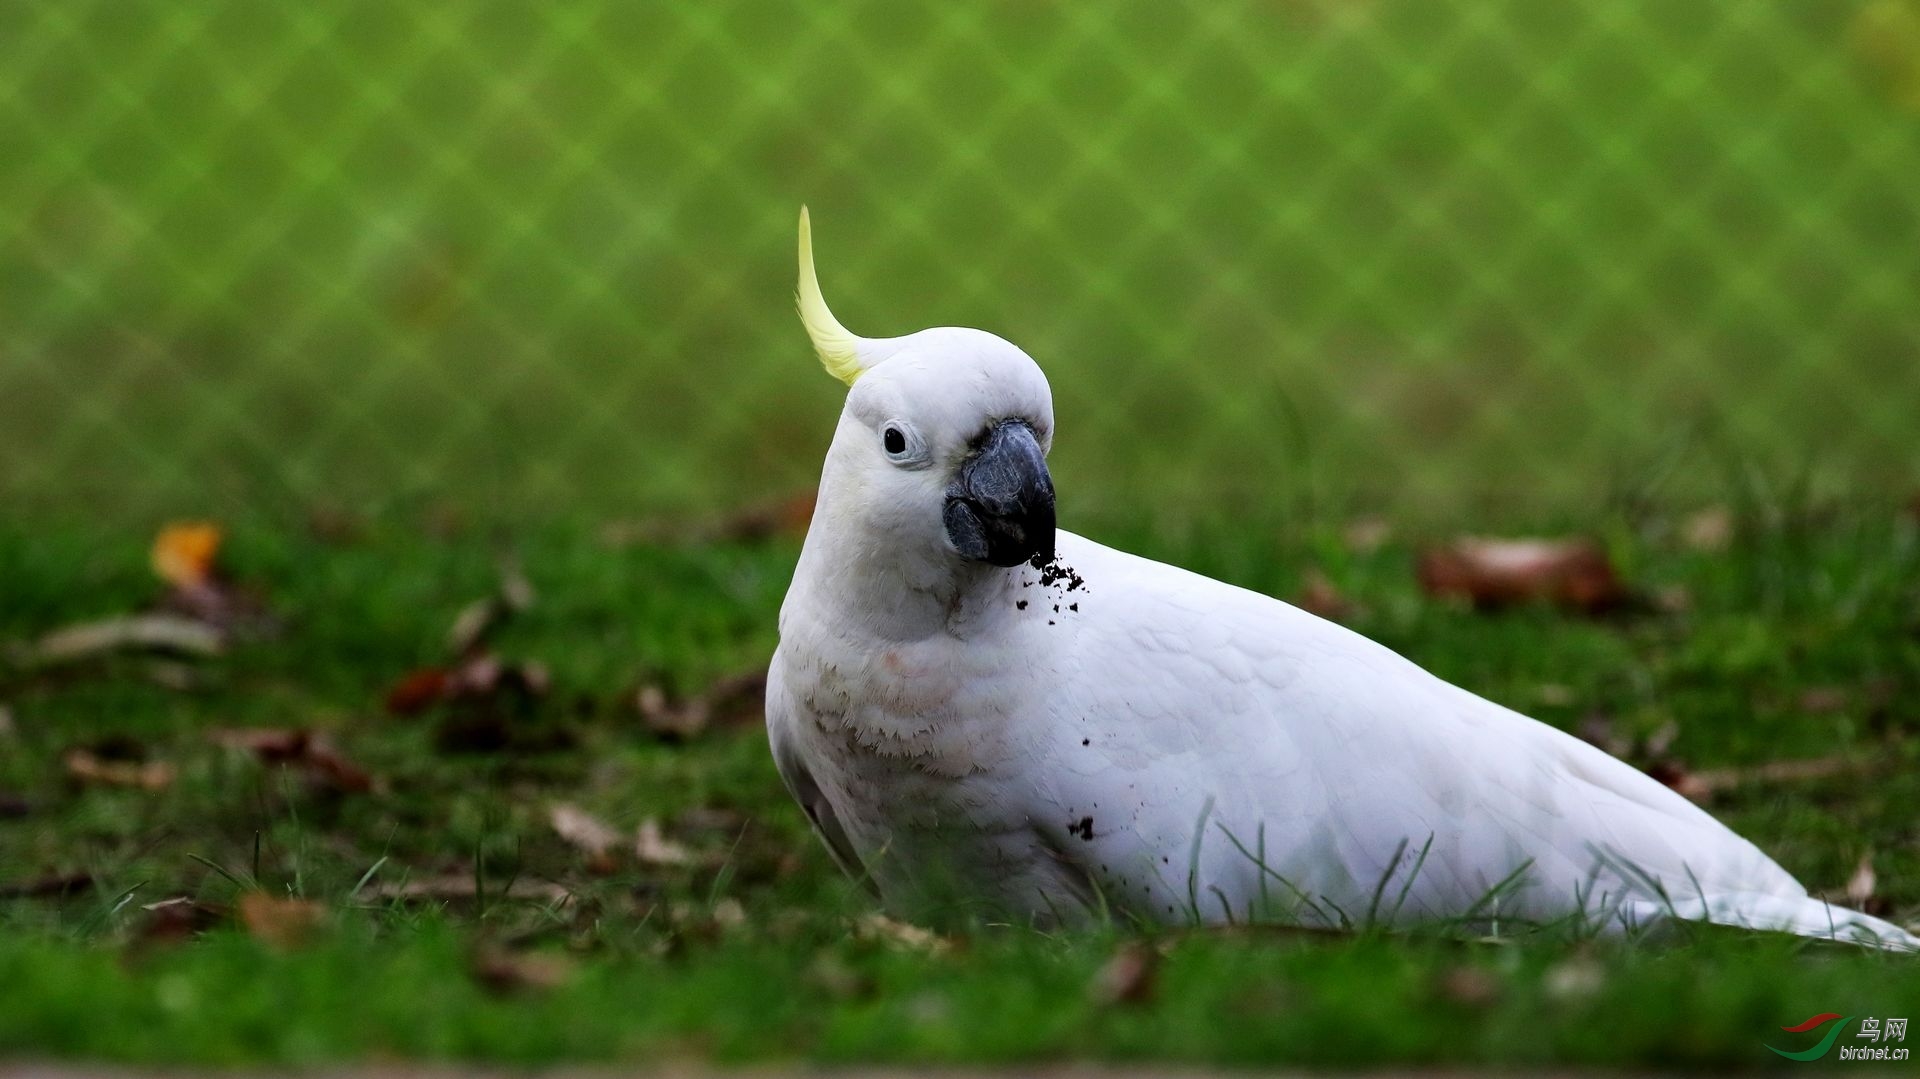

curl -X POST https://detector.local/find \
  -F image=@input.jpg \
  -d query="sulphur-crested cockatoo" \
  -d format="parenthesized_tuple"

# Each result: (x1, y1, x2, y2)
(766, 209, 1917, 950)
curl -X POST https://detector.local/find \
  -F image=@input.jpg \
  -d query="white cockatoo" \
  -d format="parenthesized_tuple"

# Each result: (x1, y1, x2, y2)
(766, 209, 1917, 950)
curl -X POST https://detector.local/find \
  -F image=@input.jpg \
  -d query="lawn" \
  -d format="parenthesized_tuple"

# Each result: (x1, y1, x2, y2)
(2, 504, 1917, 1070)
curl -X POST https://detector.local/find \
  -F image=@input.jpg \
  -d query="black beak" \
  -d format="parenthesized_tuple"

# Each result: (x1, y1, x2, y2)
(943, 420, 1055, 567)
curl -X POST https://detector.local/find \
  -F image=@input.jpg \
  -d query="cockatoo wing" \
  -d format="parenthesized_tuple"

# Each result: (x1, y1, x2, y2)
(767, 662, 877, 896)
(1031, 533, 1913, 947)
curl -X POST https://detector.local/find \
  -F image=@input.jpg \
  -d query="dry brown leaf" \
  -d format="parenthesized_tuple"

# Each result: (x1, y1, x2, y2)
(360, 875, 575, 907)
(1845, 852, 1879, 911)
(237, 892, 325, 949)
(135, 896, 226, 945)
(64, 749, 175, 791)
(1089, 941, 1159, 1006)
(385, 668, 451, 715)
(635, 818, 695, 867)
(151, 521, 223, 588)
(1534, 684, 1576, 708)
(471, 947, 575, 995)
(711, 896, 747, 930)
(1293, 569, 1354, 622)
(1543, 956, 1605, 1000)
(550, 803, 623, 873)
(386, 654, 550, 718)
(1437, 965, 1502, 1008)
(636, 669, 767, 742)
(149, 522, 276, 638)
(1797, 687, 1850, 715)
(206, 728, 375, 795)
(1342, 516, 1393, 554)
(24, 614, 223, 666)
(1416, 537, 1625, 614)
(446, 598, 502, 658)
(1659, 754, 1871, 802)
(636, 685, 707, 741)
(855, 913, 950, 954)
(1680, 506, 1734, 552)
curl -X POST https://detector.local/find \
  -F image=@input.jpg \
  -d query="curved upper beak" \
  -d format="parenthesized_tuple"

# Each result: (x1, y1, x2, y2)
(943, 420, 1056, 567)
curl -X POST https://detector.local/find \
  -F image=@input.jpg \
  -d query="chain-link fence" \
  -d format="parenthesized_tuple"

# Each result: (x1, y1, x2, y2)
(3, 2, 1918, 527)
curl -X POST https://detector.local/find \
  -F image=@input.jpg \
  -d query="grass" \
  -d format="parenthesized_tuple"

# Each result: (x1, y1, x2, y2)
(2, 503, 1919, 1070)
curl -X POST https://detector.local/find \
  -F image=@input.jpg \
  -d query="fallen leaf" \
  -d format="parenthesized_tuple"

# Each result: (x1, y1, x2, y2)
(445, 559, 537, 657)
(1658, 755, 1871, 802)
(806, 952, 875, 1000)
(711, 896, 747, 930)
(635, 818, 695, 867)
(550, 803, 623, 873)
(703, 669, 769, 729)
(1797, 687, 1849, 715)
(1575, 712, 1632, 757)
(1641, 719, 1680, 759)
(151, 521, 222, 588)
(636, 685, 707, 741)
(498, 557, 537, 613)
(1845, 852, 1881, 912)
(1293, 570, 1354, 622)
(1416, 537, 1626, 614)
(471, 947, 574, 995)
(386, 654, 550, 718)
(64, 749, 175, 791)
(445, 599, 502, 659)
(359, 875, 575, 907)
(150, 522, 275, 639)
(636, 669, 767, 742)
(21, 614, 222, 666)
(1543, 956, 1605, 1000)
(206, 728, 375, 795)
(385, 668, 451, 715)
(1438, 965, 1502, 1008)
(0, 872, 93, 900)
(1652, 585, 1693, 614)
(1680, 506, 1734, 552)
(1534, 684, 1576, 707)
(135, 897, 226, 945)
(1089, 941, 1158, 1006)
(237, 892, 326, 949)
(1342, 516, 1393, 554)
(855, 913, 950, 954)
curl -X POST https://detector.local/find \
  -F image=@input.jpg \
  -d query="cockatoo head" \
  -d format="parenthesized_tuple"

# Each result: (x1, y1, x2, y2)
(796, 208, 1056, 570)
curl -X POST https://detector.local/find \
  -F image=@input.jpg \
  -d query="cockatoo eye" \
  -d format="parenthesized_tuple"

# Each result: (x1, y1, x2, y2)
(880, 421, 928, 467)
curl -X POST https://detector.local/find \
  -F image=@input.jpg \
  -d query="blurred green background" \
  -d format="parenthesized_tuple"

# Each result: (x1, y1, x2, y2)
(3, 1, 1918, 526)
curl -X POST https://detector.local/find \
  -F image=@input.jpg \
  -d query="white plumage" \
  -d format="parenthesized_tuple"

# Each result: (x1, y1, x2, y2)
(766, 211, 1917, 950)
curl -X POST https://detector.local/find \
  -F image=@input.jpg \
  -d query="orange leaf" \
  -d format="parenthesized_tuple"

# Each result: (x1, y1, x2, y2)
(64, 749, 175, 791)
(151, 522, 224, 588)
(237, 892, 326, 949)
(1416, 537, 1625, 614)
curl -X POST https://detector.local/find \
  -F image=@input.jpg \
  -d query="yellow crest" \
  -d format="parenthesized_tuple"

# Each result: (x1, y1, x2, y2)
(796, 206, 867, 386)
